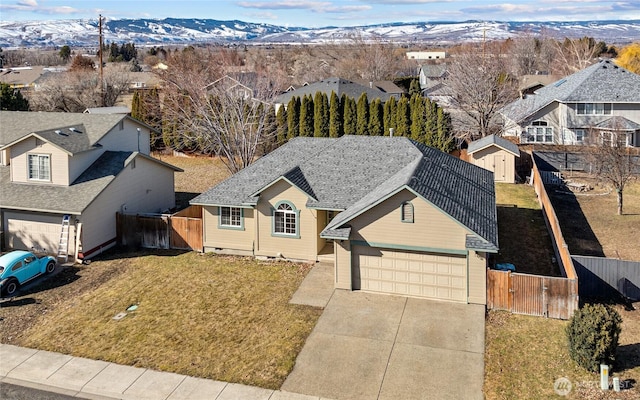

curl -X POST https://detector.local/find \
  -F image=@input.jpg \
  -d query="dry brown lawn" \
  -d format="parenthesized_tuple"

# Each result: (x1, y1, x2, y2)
(549, 176, 640, 261)
(4, 250, 321, 390)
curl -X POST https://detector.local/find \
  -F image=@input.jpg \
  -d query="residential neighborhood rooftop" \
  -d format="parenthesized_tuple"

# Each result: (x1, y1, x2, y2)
(274, 77, 399, 104)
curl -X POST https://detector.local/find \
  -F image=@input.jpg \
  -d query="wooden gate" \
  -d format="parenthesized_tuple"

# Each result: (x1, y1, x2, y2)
(487, 269, 578, 320)
(170, 217, 202, 251)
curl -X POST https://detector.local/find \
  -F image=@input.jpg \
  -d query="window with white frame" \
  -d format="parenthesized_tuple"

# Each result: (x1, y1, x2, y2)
(526, 121, 554, 143)
(220, 206, 242, 228)
(575, 129, 585, 143)
(274, 202, 297, 236)
(576, 103, 612, 115)
(28, 154, 50, 181)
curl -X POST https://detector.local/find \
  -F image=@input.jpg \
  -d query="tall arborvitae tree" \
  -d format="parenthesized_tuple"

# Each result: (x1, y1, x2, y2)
(383, 96, 397, 136)
(434, 107, 455, 152)
(368, 98, 384, 136)
(343, 96, 357, 136)
(314, 91, 329, 137)
(356, 93, 369, 135)
(423, 97, 437, 145)
(410, 93, 425, 142)
(409, 78, 422, 97)
(299, 94, 314, 137)
(259, 105, 278, 155)
(0, 82, 29, 111)
(276, 105, 288, 145)
(395, 96, 410, 137)
(329, 91, 342, 138)
(287, 96, 300, 140)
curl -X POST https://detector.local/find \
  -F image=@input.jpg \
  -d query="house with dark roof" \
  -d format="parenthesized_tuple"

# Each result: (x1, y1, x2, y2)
(467, 135, 521, 183)
(501, 60, 640, 147)
(273, 77, 400, 113)
(0, 111, 182, 260)
(191, 136, 498, 304)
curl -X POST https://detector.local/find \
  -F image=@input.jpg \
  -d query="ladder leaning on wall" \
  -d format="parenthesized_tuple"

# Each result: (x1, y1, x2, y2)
(57, 215, 71, 263)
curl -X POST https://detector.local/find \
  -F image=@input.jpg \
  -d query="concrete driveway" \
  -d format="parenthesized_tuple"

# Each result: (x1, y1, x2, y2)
(282, 290, 485, 400)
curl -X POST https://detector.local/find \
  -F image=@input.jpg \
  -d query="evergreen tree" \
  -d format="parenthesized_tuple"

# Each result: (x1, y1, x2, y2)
(131, 91, 143, 121)
(329, 91, 342, 138)
(356, 93, 369, 135)
(395, 96, 410, 137)
(410, 93, 425, 142)
(343, 96, 357, 136)
(383, 96, 397, 136)
(276, 105, 288, 145)
(299, 94, 314, 137)
(423, 97, 437, 147)
(59, 45, 71, 63)
(259, 105, 277, 155)
(409, 78, 422, 97)
(313, 91, 329, 137)
(287, 97, 300, 140)
(0, 83, 29, 111)
(434, 107, 455, 152)
(368, 99, 384, 136)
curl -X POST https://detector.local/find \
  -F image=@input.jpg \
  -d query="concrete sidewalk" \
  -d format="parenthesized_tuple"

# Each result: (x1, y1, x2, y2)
(0, 344, 330, 400)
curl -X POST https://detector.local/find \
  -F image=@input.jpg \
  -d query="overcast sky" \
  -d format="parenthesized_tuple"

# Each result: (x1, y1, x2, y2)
(1, 0, 639, 26)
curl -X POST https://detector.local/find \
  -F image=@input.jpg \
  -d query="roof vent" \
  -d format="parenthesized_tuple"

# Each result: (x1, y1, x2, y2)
(55, 130, 68, 136)
(554, 79, 567, 87)
(69, 127, 82, 133)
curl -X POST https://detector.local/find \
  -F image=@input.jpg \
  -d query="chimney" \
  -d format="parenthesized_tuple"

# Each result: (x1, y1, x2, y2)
(389, 128, 394, 137)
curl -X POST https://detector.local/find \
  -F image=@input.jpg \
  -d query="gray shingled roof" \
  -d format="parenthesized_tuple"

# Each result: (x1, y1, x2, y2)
(501, 60, 640, 123)
(274, 77, 398, 105)
(0, 151, 181, 214)
(193, 136, 498, 251)
(595, 116, 640, 131)
(468, 134, 520, 157)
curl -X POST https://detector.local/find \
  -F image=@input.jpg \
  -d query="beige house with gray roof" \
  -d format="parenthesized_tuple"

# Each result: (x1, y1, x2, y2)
(0, 111, 181, 260)
(191, 136, 498, 304)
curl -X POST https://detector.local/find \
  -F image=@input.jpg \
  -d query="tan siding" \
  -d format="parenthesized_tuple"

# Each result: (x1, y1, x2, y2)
(202, 206, 255, 251)
(317, 210, 327, 252)
(471, 146, 516, 183)
(81, 155, 176, 253)
(4, 211, 75, 257)
(335, 240, 352, 289)
(69, 150, 103, 183)
(97, 119, 151, 155)
(468, 251, 487, 305)
(255, 179, 318, 260)
(10, 137, 70, 185)
(350, 190, 467, 251)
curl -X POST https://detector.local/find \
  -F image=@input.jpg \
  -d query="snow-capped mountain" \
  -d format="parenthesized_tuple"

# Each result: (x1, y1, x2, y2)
(1, 18, 639, 48)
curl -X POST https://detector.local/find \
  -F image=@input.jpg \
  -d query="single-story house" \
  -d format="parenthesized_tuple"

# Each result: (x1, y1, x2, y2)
(468, 135, 520, 183)
(191, 136, 498, 304)
(0, 111, 182, 260)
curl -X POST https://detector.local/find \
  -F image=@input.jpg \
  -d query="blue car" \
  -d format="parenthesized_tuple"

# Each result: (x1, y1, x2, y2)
(0, 250, 57, 297)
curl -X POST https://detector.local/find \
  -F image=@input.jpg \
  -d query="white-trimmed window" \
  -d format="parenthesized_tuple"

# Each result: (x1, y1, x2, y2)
(273, 202, 298, 237)
(401, 201, 414, 223)
(28, 154, 51, 181)
(219, 206, 242, 228)
(575, 129, 585, 143)
(577, 103, 612, 115)
(526, 121, 554, 143)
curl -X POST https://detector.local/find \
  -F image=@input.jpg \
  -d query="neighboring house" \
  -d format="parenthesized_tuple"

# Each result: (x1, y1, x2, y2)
(0, 111, 181, 260)
(191, 136, 498, 304)
(407, 51, 447, 60)
(468, 135, 521, 183)
(0, 66, 55, 91)
(518, 74, 562, 98)
(351, 79, 406, 98)
(205, 74, 255, 99)
(501, 60, 640, 147)
(273, 77, 400, 113)
(128, 71, 162, 92)
(84, 106, 130, 114)
(418, 64, 454, 106)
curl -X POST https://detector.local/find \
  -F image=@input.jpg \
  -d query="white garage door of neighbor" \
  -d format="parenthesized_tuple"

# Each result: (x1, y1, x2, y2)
(353, 246, 467, 302)
(6, 213, 69, 254)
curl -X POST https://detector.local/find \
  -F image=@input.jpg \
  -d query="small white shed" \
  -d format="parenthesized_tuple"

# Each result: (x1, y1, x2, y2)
(468, 135, 520, 183)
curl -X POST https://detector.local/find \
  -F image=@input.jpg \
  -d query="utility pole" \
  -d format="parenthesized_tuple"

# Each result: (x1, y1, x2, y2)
(99, 14, 105, 106)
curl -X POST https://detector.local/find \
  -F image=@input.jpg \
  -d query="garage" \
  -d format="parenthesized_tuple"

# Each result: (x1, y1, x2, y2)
(352, 245, 467, 302)
(3, 211, 73, 254)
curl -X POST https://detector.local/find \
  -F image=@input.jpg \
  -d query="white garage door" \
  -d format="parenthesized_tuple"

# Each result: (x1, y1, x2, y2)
(5, 212, 72, 254)
(353, 246, 467, 302)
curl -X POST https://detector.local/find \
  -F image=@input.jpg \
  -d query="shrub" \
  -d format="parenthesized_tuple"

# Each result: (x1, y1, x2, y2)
(566, 304, 622, 372)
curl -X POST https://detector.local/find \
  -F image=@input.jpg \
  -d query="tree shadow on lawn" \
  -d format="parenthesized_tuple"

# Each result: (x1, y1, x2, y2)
(547, 187, 605, 257)
(617, 343, 640, 372)
(88, 247, 191, 262)
(496, 205, 561, 276)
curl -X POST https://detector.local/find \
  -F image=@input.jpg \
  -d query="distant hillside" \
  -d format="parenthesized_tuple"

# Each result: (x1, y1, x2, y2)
(1, 18, 639, 48)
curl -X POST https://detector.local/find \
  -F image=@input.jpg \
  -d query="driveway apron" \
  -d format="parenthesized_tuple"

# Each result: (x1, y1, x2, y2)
(282, 290, 485, 400)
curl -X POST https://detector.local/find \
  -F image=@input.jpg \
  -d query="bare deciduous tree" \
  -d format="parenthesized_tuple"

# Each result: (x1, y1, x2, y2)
(587, 123, 639, 215)
(551, 37, 602, 75)
(159, 48, 279, 173)
(29, 63, 131, 112)
(446, 43, 518, 139)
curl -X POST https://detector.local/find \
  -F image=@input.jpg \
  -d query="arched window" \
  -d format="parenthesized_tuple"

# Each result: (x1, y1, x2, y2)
(401, 201, 414, 223)
(273, 201, 299, 236)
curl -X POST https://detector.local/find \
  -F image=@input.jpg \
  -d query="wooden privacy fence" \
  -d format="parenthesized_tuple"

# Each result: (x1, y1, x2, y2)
(116, 205, 202, 251)
(487, 153, 579, 320)
(487, 269, 579, 320)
